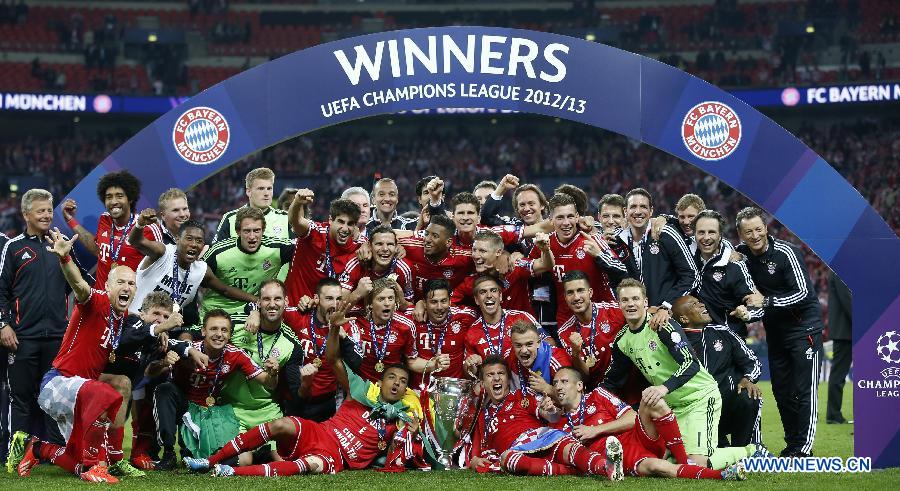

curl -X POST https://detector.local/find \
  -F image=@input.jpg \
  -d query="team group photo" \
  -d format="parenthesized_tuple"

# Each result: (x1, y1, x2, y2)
(1, 0, 898, 489)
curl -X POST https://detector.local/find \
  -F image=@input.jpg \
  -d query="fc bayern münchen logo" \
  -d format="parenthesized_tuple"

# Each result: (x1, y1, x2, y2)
(682, 101, 742, 161)
(172, 106, 230, 165)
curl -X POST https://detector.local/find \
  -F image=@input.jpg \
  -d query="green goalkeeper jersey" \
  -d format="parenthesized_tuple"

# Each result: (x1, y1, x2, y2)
(604, 315, 718, 408)
(213, 205, 294, 243)
(200, 236, 294, 322)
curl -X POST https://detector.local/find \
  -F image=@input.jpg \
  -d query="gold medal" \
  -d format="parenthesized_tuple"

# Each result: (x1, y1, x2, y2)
(377, 440, 387, 450)
(108, 352, 116, 363)
(375, 361, 385, 373)
(585, 355, 597, 369)
(312, 357, 322, 368)
(520, 398, 530, 409)
(206, 396, 216, 406)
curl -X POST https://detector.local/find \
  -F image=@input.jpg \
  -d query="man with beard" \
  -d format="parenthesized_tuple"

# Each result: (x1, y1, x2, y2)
(340, 225, 414, 313)
(506, 321, 571, 399)
(1, 190, 69, 465)
(398, 214, 473, 300)
(544, 193, 629, 328)
(672, 295, 763, 447)
(9, 230, 142, 482)
(214, 167, 292, 243)
(286, 190, 364, 303)
(62, 170, 144, 288)
(552, 367, 746, 480)
(366, 178, 417, 234)
(463, 275, 544, 375)
(282, 278, 363, 422)
(340, 278, 417, 383)
(128, 214, 257, 313)
(452, 230, 553, 315)
(152, 309, 276, 470)
(407, 279, 476, 387)
(468, 355, 623, 479)
(221, 280, 305, 466)
(558, 271, 626, 387)
(691, 210, 763, 338)
(613, 188, 697, 312)
(202, 207, 294, 331)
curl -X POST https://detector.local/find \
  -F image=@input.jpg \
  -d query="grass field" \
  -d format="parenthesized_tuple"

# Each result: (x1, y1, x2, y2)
(2, 381, 895, 489)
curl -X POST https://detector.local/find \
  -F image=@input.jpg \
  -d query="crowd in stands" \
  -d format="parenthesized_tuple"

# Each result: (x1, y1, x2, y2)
(1, 117, 896, 339)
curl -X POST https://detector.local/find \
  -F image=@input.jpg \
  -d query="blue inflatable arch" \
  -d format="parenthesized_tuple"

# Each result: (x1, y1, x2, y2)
(56, 27, 900, 467)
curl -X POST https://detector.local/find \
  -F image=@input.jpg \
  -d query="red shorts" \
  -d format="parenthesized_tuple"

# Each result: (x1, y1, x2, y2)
(278, 416, 344, 473)
(590, 414, 666, 476)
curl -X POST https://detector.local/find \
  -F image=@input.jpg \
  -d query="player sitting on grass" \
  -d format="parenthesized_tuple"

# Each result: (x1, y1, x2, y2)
(551, 366, 746, 480)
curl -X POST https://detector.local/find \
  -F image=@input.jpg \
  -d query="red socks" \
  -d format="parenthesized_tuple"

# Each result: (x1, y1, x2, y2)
(233, 459, 309, 477)
(566, 441, 607, 475)
(503, 451, 579, 476)
(677, 463, 724, 480)
(38, 442, 78, 473)
(107, 426, 125, 464)
(82, 421, 109, 468)
(653, 411, 689, 465)
(209, 422, 272, 465)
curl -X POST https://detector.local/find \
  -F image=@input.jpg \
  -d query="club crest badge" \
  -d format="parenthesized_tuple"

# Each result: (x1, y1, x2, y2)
(600, 321, 611, 334)
(767, 261, 777, 275)
(714, 340, 724, 352)
(221, 363, 231, 374)
(712, 271, 724, 282)
(681, 101, 742, 161)
(451, 322, 462, 334)
(648, 340, 658, 351)
(586, 404, 597, 415)
(649, 243, 660, 255)
(576, 248, 586, 259)
(443, 270, 453, 279)
(262, 259, 272, 271)
(172, 106, 230, 165)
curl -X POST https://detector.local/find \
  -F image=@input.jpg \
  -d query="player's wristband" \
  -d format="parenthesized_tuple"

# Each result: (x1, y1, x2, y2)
(66, 218, 79, 230)
(59, 254, 72, 264)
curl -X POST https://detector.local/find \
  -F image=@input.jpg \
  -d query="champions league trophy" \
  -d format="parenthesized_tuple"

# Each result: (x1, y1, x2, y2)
(429, 377, 477, 469)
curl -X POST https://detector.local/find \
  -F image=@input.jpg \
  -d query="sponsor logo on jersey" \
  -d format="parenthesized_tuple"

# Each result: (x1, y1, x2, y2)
(172, 106, 230, 165)
(20, 251, 31, 260)
(681, 101, 742, 161)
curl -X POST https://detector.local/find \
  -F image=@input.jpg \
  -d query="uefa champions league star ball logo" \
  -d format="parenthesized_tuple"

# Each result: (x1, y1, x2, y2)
(682, 101, 742, 161)
(876, 331, 900, 365)
(172, 106, 230, 165)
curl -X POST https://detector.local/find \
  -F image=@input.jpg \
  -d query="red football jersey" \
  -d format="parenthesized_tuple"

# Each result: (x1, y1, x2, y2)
(472, 391, 542, 455)
(506, 345, 572, 393)
(540, 231, 621, 325)
(93, 213, 144, 288)
(283, 307, 337, 397)
(398, 231, 473, 301)
(551, 387, 632, 449)
(558, 302, 626, 387)
(451, 259, 535, 314)
(342, 313, 417, 383)
(410, 307, 476, 385)
(286, 221, 363, 304)
(339, 256, 415, 308)
(172, 341, 263, 406)
(322, 398, 399, 469)
(464, 309, 540, 360)
(53, 289, 130, 379)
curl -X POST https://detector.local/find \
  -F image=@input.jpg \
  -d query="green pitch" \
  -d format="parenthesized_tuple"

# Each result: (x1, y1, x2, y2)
(2, 381, 895, 490)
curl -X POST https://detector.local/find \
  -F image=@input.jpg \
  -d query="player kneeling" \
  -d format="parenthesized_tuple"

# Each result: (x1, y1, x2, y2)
(469, 355, 623, 480)
(183, 305, 420, 477)
(552, 367, 746, 480)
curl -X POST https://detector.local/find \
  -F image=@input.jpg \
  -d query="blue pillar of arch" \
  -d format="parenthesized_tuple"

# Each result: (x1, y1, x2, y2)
(55, 27, 900, 467)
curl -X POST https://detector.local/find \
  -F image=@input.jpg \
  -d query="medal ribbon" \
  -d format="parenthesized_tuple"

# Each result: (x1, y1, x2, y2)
(170, 251, 189, 305)
(200, 343, 226, 402)
(587, 303, 599, 357)
(323, 227, 336, 278)
(481, 310, 507, 356)
(257, 329, 282, 361)
(425, 314, 449, 355)
(106, 304, 124, 354)
(307, 314, 327, 358)
(483, 392, 509, 441)
(566, 394, 587, 432)
(369, 314, 393, 364)
(109, 214, 135, 263)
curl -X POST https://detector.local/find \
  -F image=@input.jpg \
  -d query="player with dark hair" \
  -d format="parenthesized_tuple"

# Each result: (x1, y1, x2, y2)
(544, 192, 628, 329)
(735, 206, 823, 457)
(552, 367, 746, 480)
(407, 279, 475, 386)
(468, 355, 623, 479)
(340, 224, 414, 313)
(597, 194, 626, 248)
(286, 190, 365, 303)
(398, 213, 474, 300)
(506, 321, 572, 399)
(554, 184, 589, 217)
(62, 170, 144, 288)
(183, 306, 421, 477)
